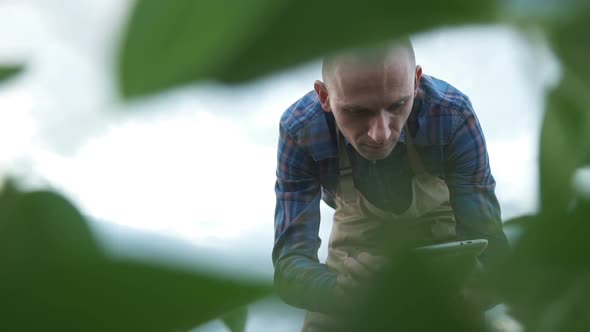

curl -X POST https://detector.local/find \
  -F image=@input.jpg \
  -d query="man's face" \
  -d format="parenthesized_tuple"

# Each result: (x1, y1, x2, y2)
(316, 55, 421, 161)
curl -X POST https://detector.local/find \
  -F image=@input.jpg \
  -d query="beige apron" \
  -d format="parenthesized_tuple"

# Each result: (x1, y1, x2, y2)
(301, 126, 457, 332)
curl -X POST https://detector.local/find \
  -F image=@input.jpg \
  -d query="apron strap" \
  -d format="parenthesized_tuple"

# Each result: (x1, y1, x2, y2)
(335, 126, 357, 202)
(336, 127, 352, 176)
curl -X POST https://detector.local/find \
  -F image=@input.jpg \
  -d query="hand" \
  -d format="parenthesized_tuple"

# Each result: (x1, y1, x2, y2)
(461, 258, 500, 312)
(335, 252, 388, 298)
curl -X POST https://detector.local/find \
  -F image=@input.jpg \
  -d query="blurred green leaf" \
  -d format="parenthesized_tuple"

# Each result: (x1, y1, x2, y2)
(546, 3, 590, 85)
(347, 253, 488, 332)
(0, 65, 23, 83)
(118, 0, 497, 99)
(493, 201, 590, 332)
(0, 185, 101, 261)
(499, 0, 587, 26)
(539, 74, 590, 216)
(2, 261, 271, 332)
(221, 306, 248, 332)
(0, 184, 272, 331)
(497, 7, 590, 331)
(539, 0, 590, 215)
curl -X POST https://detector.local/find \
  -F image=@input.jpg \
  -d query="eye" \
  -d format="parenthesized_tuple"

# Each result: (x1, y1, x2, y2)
(387, 100, 407, 113)
(346, 108, 369, 116)
(388, 104, 402, 112)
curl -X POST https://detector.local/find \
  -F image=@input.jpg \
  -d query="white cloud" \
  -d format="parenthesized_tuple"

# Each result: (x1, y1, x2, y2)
(0, 88, 36, 166)
(488, 133, 539, 219)
(32, 110, 277, 242)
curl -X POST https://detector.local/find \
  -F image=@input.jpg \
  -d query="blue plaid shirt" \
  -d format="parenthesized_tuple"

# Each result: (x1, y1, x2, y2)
(273, 75, 509, 312)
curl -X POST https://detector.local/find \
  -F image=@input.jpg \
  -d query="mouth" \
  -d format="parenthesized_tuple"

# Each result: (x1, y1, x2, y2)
(362, 145, 392, 157)
(361, 139, 398, 156)
(365, 144, 386, 151)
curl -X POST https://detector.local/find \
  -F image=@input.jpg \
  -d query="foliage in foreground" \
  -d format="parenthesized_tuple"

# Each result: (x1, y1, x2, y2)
(0, 181, 271, 332)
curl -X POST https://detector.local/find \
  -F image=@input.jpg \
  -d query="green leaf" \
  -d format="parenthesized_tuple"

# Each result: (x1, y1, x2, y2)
(497, 14, 590, 332)
(539, 2, 590, 214)
(118, 0, 497, 99)
(348, 253, 489, 332)
(499, 0, 588, 26)
(538, 3, 590, 216)
(491, 202, 590, 332)
(546, 3, 590, 84)
(1, 261, 271, 332)
(539, 75, 590, 216)
(0, 184, 101, 261)
(0, 65, 23, 83)
(0, 184, 272, 331)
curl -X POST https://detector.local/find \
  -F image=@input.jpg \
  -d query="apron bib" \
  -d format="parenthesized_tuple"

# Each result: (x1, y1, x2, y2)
(301, 126, 457, 332)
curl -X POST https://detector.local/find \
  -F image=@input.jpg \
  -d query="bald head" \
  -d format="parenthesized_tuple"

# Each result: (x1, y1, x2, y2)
(313, 38, 422, 161)
(321, 39, 416, 88)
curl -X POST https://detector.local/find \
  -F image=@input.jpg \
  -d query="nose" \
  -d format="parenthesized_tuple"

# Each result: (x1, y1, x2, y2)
(367, 111, 391, 145)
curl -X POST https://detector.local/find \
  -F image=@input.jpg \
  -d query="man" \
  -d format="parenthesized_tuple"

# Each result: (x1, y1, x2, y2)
(273, 39, 509, 331)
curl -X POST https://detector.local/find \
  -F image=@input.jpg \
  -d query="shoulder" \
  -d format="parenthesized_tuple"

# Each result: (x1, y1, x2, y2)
(280, 91, 324, 133)
(413, 75, 478, 145)
(279, 91, 336, 160)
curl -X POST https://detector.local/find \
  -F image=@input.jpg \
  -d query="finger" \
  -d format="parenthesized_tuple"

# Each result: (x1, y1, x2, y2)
(336, 273, 358, 290)
(357, 252, 388, 272)
(343, 256, 371, 280)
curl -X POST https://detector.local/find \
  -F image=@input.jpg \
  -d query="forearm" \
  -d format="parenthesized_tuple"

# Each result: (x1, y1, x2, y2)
(274, 253, 341, 313)
(452, 192, 510, 269)
(274, 118, 345, 312)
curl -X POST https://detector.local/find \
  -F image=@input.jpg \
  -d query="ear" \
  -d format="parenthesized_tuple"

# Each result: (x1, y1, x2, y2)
(414, 65, 423, 97)
(314, 80, 332, 112)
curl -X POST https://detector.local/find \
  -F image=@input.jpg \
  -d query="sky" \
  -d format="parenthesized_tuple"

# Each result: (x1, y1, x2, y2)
(0, 1, 567, 331)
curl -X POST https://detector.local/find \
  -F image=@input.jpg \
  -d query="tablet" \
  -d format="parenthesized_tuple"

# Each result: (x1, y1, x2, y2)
(413, 239, 488, 257)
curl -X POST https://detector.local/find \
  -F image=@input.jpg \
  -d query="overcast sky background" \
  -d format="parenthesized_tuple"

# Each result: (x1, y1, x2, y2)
(0, 1, 565, 331)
